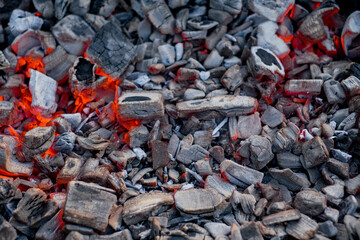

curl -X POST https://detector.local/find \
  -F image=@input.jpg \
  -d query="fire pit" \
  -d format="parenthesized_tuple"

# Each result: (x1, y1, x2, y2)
(0, 0, 360, 239)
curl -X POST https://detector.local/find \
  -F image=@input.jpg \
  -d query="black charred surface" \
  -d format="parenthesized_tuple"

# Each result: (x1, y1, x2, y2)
(256, 48, 281, 69)
(122, 96, 151, 102)
(86, 17, 135, 79)
(75, 58, 94, 83)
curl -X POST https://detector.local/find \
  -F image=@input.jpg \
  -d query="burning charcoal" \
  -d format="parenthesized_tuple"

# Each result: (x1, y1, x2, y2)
(141, 0, 175, 35)
(33, 0, 54, 18)
(205, 175, 236, 199)
(23, 126, 55, 156)
(203, 49, 224, 69)
(176, 145, 209, 165)
(0, 178, 15, 200)
(182, 30, 207, 40)
(220, 160, 264, 188)
(210, 0, 242, 14)
(117, 91, 164, 120)
(9, 9, 43, 36)
(284, 79, 323, 96)
(206, 25, 227, 50)
(64, 181, 116, 232)
(52, 15, 95, 56)
(152, 140, 170, 169)
(109, 148, 136, 168)
(272, 123, 299, 153)
(204, 222, 230, 238)
(341, 75, 360, 96)
(174, 188, 223, 215)
(122, 191, 174, 225)
(57, 157, 82, 184)
(194, 159, 212, 176)
(341, 11, 360, 58)
(302, 136, 329, 168)
(238, 135, 274, 170)
(276, 152, 302, 169)
(108, 172, 127, 194)
(286, 214, 319, 239)
(294, 190, 327, 216)
(0, 50, 10, 70)
(177, 95, 258, 120)
(221, 64, 246, 91)
(43, 46, 77, 82)
(237, 112, 261, 139)
(0, 101, 16, 127)
(262, 209, 301, 225)
(247, 47, 285, 83)
(175, 8, 188, 33)
(176, 68, 200, 81)
(183, 89, 205, 101)
(61, 113, 81, 130)
(247, 0, 294, 22)
(10, 30, 41, 57)
(209, 9, 233, 25)
(231, 191, 256, 214)
(323, 80, 346, 104)
(128, 125, 149, 148)
(89, 19, 132, 78)
(77, 134, 109, 151)
(326, 158, 349, 179)
(158, 44, 175, 66)
(12, 188, 46, 223)
(0, 215, 17, 240)
(297, 14, 326, 44)
(257, 21, 290, 57)
(269, 168, 311, 191)
(187, 19, 218, 31)
(261, 106, 285, 128)
(345, 174, 360, 195)
(52, 132, 76, 153)
(29, 69, 58, 114)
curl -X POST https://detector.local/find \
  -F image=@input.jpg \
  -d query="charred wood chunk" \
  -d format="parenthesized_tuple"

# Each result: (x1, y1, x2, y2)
(272, 123, 299, 153)
(57, 157, 82, 184)
(9, 9, 43, 37)
(286, 213, 319, 239)
(294, 190, 327, 217)
(29, 70, 58, 115)
(141, 0, 175, 35)
(0, 101, 16, 127)
(210, 0, 242, 14)
(52, 15, 95, 56)
(302, 136, 329, 168)
(247, 46, 284, 83)
(221, 64, 246, 91)
(43, 46, 77, 83)
(52, 132, 76, 153)
(341, 75, 360, 97)
(63, 181, 117, 232)
(176, 95, 258, 120)
(237, 112, 262, 139)
(33, 0, 54, 18)
(247, 0, 294, 22)
(23, 126, 55, 156)
(108, 172, 127, 194)
(269, 168, 311, 191)
(174, 188, 224, 215)
(341, 11, 360, 58)
(12, 188, 46, 224)
(176, 144, 209, 165)
(35, 210, 65, 240)
(262, 209, 301, 225)
(0, 215, 16, 240)
(0, 135, 33, 175)
(122, 191, 174, 225)
(220, 160, 264, 188)
(86, 17, 135, 79)
(77, 134, 110, 151)
(205, 175, 236, 199)
(90, 0, 119, 17)
(117, 91, 164, 120)
(151, 140, 170, 169)
(0, 178, 15, 200)
(323, 79, 346, 104)
(10, 30, 41, 57)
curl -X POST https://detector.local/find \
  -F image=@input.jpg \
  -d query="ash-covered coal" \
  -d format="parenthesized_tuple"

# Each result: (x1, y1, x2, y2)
(0, 0, 359, 240)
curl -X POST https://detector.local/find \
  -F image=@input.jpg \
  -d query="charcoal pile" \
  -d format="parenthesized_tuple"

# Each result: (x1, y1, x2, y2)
(0, 0, 360, 239)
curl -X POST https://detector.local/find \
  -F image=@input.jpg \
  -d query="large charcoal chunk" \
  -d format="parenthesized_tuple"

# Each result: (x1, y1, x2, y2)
(174, 188, 224, 215)
(141, 0, 175, 35)
(205, 175, 236, 199)
(247, 0, 294, 22)
(63, 181, 117, 232)
(302, 136, 329, 168)
(117, 91, 164, 120)
(9, 9, 43, 36)
(52, 15, 95, 56)
(23, 126, 55, 156)
(341, 11, 360, 58)
(220, 160, 264, 188)
(86, 17, 135, 79)
(269, 168, 311, 191)
(29, 70, 58, 115)
(0, 101, 16, 127)
(0, 215, 16, 240)
(286, 214, 319, 239)
(294, 190, 327, 216)
(210, 0, 242, 14)
(122, 191, 174, 225)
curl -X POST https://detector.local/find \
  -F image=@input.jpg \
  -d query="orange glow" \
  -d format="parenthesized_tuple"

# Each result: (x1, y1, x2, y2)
(277, 34, 293, 43)
(8, 125, 20, 140)
(16, 55, 45, 78)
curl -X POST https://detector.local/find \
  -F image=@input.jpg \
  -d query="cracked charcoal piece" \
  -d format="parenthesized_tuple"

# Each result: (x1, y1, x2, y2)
(86, 17, 135, 79)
